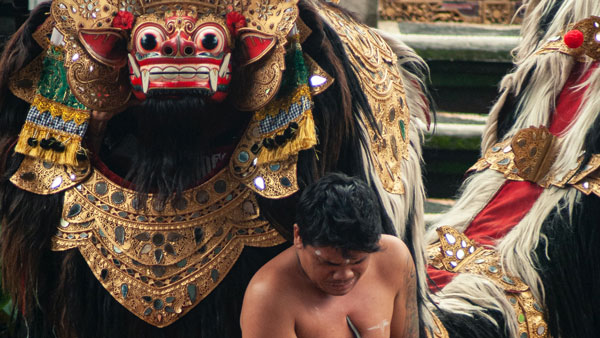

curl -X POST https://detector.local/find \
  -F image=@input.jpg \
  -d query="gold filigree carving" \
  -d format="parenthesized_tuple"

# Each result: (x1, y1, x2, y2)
(231, 45, 286, 111)
(9, 53, 45, 104)
(428, 226, 548, 338)
(319, 4, 409, 194)
(380, 0, 523, 25)
(10, 156, 91, 195)
(231, 0, 299, 111)
(296, 17, 312, 44)
(537, 16, 600, 61)
(32, 16, 54, 49)
(426, 312, 450, 338)
(435, 226, 483, 272)
(8, 17, 53, 104)
(52, 166, 286, 327)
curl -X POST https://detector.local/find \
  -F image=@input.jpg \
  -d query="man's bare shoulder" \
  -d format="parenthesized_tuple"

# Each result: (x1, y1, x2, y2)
(244, 248, 297, 307)
(246, 246, 298, 298)
(373, 235, 414, 283)
(241, 247, 298, 337)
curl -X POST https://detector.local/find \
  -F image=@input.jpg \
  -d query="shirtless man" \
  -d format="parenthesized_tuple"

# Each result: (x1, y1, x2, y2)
(240, 173, 419, 338)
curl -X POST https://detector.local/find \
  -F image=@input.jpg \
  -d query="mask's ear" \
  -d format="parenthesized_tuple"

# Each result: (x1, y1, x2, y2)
(78, 29, 128, 68)
(238, 28, 277, 66)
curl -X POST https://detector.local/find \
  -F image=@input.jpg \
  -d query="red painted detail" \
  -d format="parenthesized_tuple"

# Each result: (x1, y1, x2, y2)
(239, 29, 276, 65)
(79, 30, 127, 67)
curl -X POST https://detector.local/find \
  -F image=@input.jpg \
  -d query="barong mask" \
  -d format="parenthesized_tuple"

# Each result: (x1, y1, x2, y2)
(128, 10, 236, 101)
(11, 0, 300, 113)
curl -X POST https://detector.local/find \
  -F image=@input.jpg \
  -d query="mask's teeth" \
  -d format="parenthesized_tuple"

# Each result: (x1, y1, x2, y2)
(128, 54, 140, 78)
(219, 53, 231, 78)
(209, 69, 218, 93)
(142, 69, 150, 94)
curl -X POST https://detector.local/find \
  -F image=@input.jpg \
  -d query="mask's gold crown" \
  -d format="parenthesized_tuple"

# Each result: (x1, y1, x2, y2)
(137, 0, 230, 15)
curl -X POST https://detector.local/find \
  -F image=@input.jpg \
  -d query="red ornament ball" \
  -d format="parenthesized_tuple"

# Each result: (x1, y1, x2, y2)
(564, 29, 584, 49)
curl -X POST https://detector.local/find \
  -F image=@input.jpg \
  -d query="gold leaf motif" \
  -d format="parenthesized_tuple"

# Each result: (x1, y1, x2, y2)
(511, 126, 556, 184)
(10, 156, 91, 195)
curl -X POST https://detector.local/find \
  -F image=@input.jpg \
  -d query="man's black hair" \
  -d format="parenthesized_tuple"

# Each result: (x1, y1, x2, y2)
(296, 172, 382, 256)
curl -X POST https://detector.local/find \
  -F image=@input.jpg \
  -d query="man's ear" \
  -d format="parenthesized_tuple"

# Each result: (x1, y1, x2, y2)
(293, 224, 303, 249)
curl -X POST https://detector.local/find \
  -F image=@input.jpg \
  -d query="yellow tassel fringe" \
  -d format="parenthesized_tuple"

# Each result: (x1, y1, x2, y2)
(15, 122, 83, 166)
(255, 85, 312, 122)
(256, 110, 317, 164)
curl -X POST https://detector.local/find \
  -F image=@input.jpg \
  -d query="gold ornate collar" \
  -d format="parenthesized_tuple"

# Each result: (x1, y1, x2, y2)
(52, 162, 285, 327)
(9, 116, 301, 327)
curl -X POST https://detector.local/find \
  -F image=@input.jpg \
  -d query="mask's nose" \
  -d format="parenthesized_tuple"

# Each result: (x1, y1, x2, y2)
(161, 34, 196, 56)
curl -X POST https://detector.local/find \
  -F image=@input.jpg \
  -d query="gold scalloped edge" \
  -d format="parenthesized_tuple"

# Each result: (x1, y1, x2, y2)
(50, 163, 286, 327)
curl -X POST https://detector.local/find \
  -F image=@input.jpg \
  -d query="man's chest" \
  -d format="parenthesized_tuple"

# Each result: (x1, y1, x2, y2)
(295, 291, 395, 338)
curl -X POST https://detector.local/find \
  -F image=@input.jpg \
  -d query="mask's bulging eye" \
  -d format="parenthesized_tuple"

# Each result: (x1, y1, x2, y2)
(194, 24, 227, 54)
(134, 25, 166, 54)
(202, 33, 218, 50)
(141, 33, 157, 51)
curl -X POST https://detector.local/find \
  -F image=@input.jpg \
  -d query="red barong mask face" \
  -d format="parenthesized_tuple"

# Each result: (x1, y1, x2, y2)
(129, 11, 234, 102)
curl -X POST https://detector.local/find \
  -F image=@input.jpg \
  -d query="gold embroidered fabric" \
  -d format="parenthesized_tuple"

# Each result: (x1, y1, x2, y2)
(52, 166, 285, 327)
(10, 155, 91, 195)
(318, 4, 410, 194)
(428, 226, 549, 338)
(469, 126, 600, 196)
